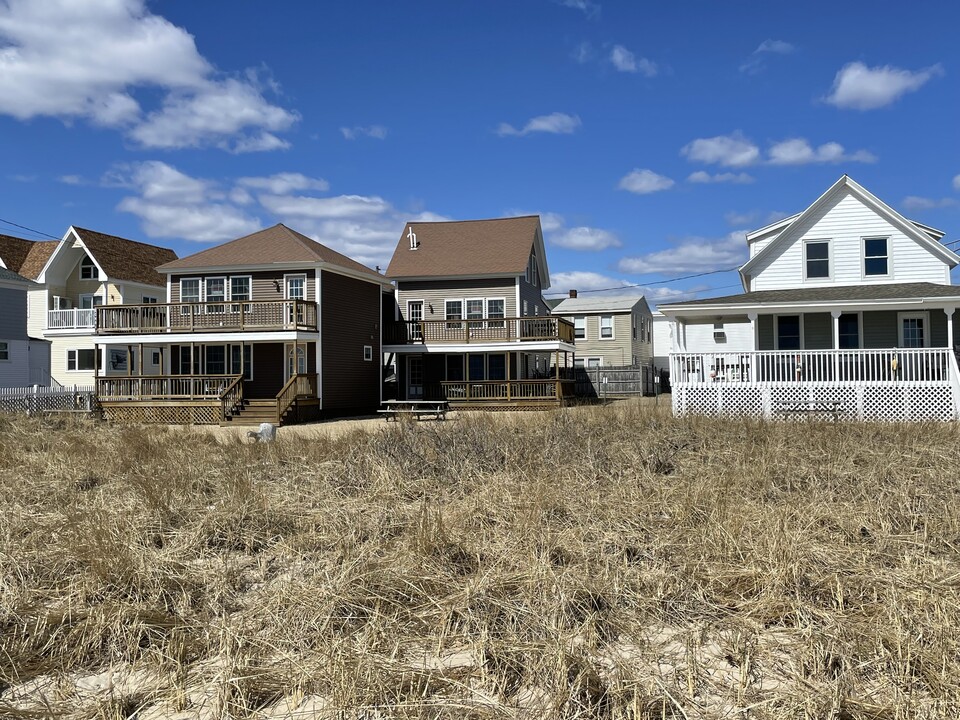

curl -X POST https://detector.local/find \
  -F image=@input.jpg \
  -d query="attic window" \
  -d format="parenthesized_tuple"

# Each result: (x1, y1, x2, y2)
(80, 255, 96, 280)
(407, 227, 419, 250)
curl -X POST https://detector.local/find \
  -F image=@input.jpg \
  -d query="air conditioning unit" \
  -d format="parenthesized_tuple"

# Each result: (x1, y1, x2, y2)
(713, 322, 726, 343)
(53, 296, 72, 310)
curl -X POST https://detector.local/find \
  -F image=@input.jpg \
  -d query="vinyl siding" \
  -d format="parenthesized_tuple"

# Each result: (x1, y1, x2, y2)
(170, 270, 317, 303)
(750, 189, 950, 291)
(0, 338, 30, 387)
(0, 286, 28, 340)
(682, 316, 754, 354)
(652, 314, 672, 367)
(27, 289, 45, 337)
(804, 312, 832, 350)
(758, 315, 774, 350)
(396, 278, 517, 321)
(50, 336, 98, 387)
(560, 303, 653, 366)
(321, 270, 381, 414)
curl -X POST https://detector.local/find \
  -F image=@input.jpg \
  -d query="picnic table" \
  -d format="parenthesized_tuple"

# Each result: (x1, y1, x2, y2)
(378, 399, 449, 421)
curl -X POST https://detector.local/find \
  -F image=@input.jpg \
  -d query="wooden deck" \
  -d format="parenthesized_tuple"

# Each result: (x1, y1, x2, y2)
(96, 300, 318, 334)
(412, 379, 575, 410)
(385, 316, 575, 345)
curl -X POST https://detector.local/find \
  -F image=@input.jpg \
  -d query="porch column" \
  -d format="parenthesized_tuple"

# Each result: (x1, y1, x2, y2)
(946, 307, 955, 350)
(748, 313, 758, 383)
(190, 342, 195, 400)
(137, 343, 143, 377)
(831, 310, 841, 381)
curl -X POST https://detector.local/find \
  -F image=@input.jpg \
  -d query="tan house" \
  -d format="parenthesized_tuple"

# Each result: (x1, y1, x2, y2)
(383, 216, 576, 409)
(26, 227, 177, 387)
(551, 290, 653, 369)
(94, 224, 393, 425)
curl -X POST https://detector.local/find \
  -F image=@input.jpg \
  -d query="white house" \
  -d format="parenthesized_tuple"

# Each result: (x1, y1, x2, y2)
(659, 175, 960, 421)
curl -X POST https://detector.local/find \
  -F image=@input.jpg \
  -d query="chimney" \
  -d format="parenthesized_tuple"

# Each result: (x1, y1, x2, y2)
(569, 289, 578, 298)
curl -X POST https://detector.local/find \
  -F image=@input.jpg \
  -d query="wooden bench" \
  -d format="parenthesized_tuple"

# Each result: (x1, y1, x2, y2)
(774, 400, 848, 420)
(378, 400, 449, 422)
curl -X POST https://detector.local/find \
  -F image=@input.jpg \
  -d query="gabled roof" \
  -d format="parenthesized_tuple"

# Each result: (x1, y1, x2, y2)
(553, 295, 647, 314)
(0, 234, 58, 280)
(0, 265, 36, 286)
(157, 224, 385, 283)
(739, 176, 960, 286)
(385, 216, 548, 284)
(659, 282, 960, 313)
(41, 227, 178, 287)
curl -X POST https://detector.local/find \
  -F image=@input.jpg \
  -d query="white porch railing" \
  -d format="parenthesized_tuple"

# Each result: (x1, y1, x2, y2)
(670, 348, 960, 422)
(671, 348, 954, 385)
(47, 308, 96, 330)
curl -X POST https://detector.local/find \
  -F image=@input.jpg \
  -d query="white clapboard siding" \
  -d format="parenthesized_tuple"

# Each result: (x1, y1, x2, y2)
(750, 190, 949, 291)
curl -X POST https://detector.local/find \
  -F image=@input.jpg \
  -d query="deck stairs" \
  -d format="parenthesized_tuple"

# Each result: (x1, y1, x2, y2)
(222, 399, 292, 427)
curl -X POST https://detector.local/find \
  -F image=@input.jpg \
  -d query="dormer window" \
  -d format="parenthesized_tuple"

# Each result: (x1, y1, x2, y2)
(80, 255, 96, 280)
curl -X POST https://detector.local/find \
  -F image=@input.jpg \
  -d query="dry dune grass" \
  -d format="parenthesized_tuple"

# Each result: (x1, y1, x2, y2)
(1, 402, 959, 718)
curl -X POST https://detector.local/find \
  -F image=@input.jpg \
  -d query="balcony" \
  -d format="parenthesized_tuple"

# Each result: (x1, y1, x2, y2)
(47, 308, 96, 330)
(385, 316, 575, 345)
(96, 300, 318, 334)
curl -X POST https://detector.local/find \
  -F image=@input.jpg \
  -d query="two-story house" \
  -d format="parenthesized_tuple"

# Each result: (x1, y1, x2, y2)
(659, 175, 960, 421)
(93, 224, 393, 425)
(551, 290, 653, 369)
(26, 227, 177, 387)
(383, 216, 576, 409)
(0, 266, 49, 388)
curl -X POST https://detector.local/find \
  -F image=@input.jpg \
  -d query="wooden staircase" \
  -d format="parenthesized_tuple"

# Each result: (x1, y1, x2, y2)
(224, 399, 282, 426)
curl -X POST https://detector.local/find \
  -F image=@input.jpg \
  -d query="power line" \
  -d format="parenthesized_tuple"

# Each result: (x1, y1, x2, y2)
(0, 217, 61, 241)
(544, 265, 741, 297)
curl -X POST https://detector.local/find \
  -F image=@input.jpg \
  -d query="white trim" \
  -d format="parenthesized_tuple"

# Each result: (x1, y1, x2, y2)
(160, 261, 391, 288)
(316, 272, 322, 410)
(573, 315, 586, 340)
(180, 277, 201, 304)
(515, 277, 521, 320)
(385, 340, 576, 354)
(862, 236, 891, 279)
(599, 314, 615, 340)
(66, 347, 101, 372)
(363, 345, 373, 361)
(283, 273, 307, 300)
(898, 311, 930, 348)
(95, 330, 318, 345)
(803, 238, 833, 282)
(79, 254, 97, 280)
(773, 313, 803, 351)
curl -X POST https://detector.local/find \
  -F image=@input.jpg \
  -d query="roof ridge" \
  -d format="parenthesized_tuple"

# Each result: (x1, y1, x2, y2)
(404, 215, 539, 226)
(279, 224, 326, 261)
(70, 226, 175, 252)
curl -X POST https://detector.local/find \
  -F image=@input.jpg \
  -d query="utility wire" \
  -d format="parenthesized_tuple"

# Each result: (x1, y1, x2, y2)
(0, 217, 61, 241)
(544, 265, 741, 297)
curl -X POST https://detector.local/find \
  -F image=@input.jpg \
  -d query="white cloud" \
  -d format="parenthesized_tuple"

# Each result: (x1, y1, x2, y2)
(609, 45, 657, 77)
(59, 175, 85, 185)
(724, 210, 790, 227)
(551, 226, 621, 251)
(497, 112, 581, 137)
(618, 231, 747, 275)
(340, 125, 387, 140)
(0, 0, 297, 150)
(573, 41, 593, 64)
(740, 39, 795, 74)
(618, 169, 674, 194)
(114, 161, 261, 242)
(258, 194, 392, 219)
(547, 271, 633, 293)
(901, 196, 958, 211)
(688, 171, 754, 184)
(825, 61, 943, 110)
(953, 175, 960, 192)
(556, 0, 600, 18)
(681, 133, 760, 167)
(537, 212, 566, 233)
(767, 138, 877, 165)
(237, 172, 330, 195)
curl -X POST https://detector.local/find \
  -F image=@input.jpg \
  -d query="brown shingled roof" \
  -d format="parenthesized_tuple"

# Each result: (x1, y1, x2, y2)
(385, 216, 541, 278)
(0, 234, 59, 280)
(71, 227, 177, 288)
(157, 224, 384, 282)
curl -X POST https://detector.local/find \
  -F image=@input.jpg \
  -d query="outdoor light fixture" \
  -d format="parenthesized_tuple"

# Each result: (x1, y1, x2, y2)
(272, 280, 281, 292)
(428, 303, 434, 313)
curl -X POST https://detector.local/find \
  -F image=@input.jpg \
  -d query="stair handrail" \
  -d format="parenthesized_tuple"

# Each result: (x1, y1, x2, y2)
(274, 373, 318, 424)
(219, 375, 244, 419)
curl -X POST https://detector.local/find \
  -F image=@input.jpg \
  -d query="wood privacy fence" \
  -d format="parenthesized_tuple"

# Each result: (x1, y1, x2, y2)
(0, 385, 97, 415)
(574, 364, 657, 398)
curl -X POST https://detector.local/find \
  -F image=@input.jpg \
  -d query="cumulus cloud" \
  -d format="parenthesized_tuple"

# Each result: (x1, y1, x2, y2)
(618, 169, 674, 195)
(572, 41, 593, 64)
(497, 112, 581, 137)
(0, 0, 297, 150)
(618, 231, 748, 275)
(740, 39, 795, 74)
(114, 162, 261, 242)
(59, 175, 85, 185)
(688, 171, 754, 184)
(556, 0, 600, 18)
(901, 196, 958, 211)
(681, 133, 760, 168)
(609, 45, 657, 77)
(767, 138, 877, 165)
(825, 62, 943, 110)
(237, 173, 330, 195)
(546, 271, 633, 293)
(340, 125, 388, 140)
(505, 210, 620, 251)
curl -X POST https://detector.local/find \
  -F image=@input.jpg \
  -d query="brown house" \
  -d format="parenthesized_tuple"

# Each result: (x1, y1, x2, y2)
(94, 224, 392, 425)
(384, 215, 576, 409)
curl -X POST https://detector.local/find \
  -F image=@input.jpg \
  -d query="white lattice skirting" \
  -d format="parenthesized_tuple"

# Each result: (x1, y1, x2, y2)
(672, 383, 958, 422)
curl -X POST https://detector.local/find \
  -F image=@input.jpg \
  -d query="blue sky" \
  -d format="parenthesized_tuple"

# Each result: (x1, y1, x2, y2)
(1, 0, 958, 306)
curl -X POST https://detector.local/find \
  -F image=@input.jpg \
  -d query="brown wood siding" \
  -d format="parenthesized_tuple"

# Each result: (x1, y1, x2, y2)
(170, 269, 317, 303)
(248, 343, 285, 398)
(396, 277, 517, 320)
(321, 270, 382, 414)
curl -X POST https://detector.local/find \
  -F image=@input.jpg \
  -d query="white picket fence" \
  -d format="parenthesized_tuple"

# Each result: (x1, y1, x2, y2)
(0, 385, 97, 415)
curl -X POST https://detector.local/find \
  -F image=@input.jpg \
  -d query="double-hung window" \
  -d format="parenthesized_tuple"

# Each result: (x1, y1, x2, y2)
(574, 316, 586, 339)
(486, 298, 505, 329)
(838, 313, 860, 349)
(805, 241, 830, 279)
(864, 238, 889, 276)
(230, 276, 251, 313)
(466, 299, 484, 330)
(600, 315, 614, 339)
(205, 278, 226, 313)
(181, 278, 201, 315)
(0, 342, 8, 361)
(776, 315, 801, 350)
(445, 300, 463, 329)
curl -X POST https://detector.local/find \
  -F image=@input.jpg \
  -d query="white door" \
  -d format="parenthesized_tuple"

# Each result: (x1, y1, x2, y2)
(285, 275, 306, 325)
(408, 300, 423, 340)
(285, 342, 307, 383)
(899, 312, 928, 348)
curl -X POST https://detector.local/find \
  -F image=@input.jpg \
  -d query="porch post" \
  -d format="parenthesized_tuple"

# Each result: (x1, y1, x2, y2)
(190, 342, 195, 400)
(126, 345, 132, 376)
(831, 310, 841, 381)
(748, 313, 758, 383)
(946, 307, 955, 350)
(506, 351, 511, 401)
(138, 343, 143, 377)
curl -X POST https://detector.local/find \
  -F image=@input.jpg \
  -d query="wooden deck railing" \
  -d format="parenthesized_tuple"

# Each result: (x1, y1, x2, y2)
(385, 316, 575, 345)
(220, 375, 244, 418)
(96, 374, 243, 401)
(671, 348, 954, 385)
(433, 378, 574, 402)
(275, 373, 318, 422)
(96, 300, 318, 334)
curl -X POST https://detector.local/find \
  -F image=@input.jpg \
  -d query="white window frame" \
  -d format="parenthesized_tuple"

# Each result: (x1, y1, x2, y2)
(486, 297, 505, 328)
(151, 350, 161, 365)
(79, 255, 97, 280)
(363, 345, 373, 362)
(284, 273, 307, 300)
(66, 348, 100, 372)
(180, 278, 201, 303)
(406, 299, 425, 340)
(862, 236, 891, 278)
(599, 315, 614, 340)
(465, 297, 485, 328)
(803, 239, 832, 281)
(229, 275, 252, 313)
(574, 316, 586, 339)
(79, 293, 104, 309)
(585, 356, 603, 368)
(0, 341, 8, 362)
(898, 311, 930, 348)
(774, 314, 804, 351)
(445, 299, 463, 329)
(204, 276, 227, 312)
